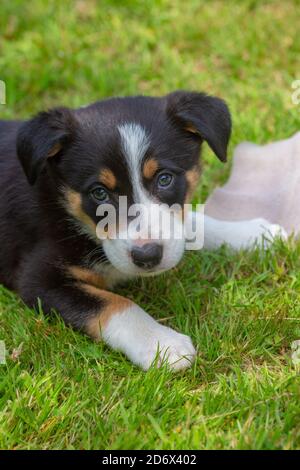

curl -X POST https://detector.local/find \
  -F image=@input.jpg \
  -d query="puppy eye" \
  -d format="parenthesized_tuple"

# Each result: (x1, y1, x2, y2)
(91, 187, 109, 203)
(157, 173, 173, 189)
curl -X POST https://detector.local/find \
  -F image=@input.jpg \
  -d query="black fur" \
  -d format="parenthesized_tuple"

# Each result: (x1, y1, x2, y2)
(0, 91, 231, 333)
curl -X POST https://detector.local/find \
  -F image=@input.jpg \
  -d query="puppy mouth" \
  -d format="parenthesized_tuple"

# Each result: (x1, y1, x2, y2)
(111, 259, 167, 276)
(109, 256, 179, 277)
(105, 252, 168, 276)
(138, 267, 170, 277)
(134, 265, 168, 275)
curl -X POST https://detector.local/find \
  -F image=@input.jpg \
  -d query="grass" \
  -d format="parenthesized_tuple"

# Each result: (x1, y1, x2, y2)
(1, 0, 300, 450)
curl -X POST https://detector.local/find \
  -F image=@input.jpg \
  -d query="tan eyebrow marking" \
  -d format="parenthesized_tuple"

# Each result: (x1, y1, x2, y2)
(99, 168, 117, 190)
(47, 142, 63, 157)
(143, 158, 159, 179)
(184, 124, 199, 135)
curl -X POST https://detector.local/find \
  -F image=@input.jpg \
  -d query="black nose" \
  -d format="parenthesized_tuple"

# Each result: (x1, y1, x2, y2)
(131, 243, 163, 269)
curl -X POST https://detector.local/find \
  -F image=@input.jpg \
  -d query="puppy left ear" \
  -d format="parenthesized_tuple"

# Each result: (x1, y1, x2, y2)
(166, 91, 231, 162)
(17, 107, 76, 185)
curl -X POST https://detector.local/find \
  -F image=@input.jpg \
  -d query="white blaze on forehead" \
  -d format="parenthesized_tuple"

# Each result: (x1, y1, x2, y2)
(116, 122, 184, 248)
(118, 123, 150, 202)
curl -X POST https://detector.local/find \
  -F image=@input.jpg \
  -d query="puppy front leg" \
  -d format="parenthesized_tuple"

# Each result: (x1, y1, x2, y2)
(186, 211, 287, 250)
(82, 285, 196, 371)
(19, 266, 195, 371)
(203, 214, 287, 250)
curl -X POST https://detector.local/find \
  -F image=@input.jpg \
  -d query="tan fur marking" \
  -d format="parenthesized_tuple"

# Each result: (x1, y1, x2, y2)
(184, 124, 199, 135)
(80, 284, 133, 340)
(64, 188, 97, 234)
(99, 168, 117, 190)
(143, 158, 159, 179)
(68, 266, 107, 289)
(47, 142, 63, 157)
(186, 167, 200, 202)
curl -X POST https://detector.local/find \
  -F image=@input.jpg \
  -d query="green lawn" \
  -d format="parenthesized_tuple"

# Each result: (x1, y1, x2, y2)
(1, 0, 300, 450)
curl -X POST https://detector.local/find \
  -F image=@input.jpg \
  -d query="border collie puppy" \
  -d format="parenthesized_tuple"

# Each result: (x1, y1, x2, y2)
(0, 91, 281, 370)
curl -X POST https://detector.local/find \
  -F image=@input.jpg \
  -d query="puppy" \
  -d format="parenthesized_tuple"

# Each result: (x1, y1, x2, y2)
(0, 91, 281, 370)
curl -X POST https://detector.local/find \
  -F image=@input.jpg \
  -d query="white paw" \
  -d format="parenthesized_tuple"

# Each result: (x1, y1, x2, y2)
(210, 217, 288, 250)
(264, 222, 288, 242)
(241, 218, 288, 249)
(102, 306, 196, 371)
(203, 214, 288, 251)
(139, 326, 196, 371)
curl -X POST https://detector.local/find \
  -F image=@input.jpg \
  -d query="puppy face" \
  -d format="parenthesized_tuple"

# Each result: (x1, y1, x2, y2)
(17, 92, 231, 276)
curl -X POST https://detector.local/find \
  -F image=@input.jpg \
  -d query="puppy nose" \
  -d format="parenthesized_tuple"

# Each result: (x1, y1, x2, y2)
(131, 243, 163, 269)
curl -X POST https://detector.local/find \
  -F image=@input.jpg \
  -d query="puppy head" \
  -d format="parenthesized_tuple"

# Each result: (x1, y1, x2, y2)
(17, 91, 231, 276)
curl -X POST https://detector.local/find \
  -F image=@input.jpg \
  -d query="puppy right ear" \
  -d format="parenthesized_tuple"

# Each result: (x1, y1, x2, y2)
(17, 107, 76, 185)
